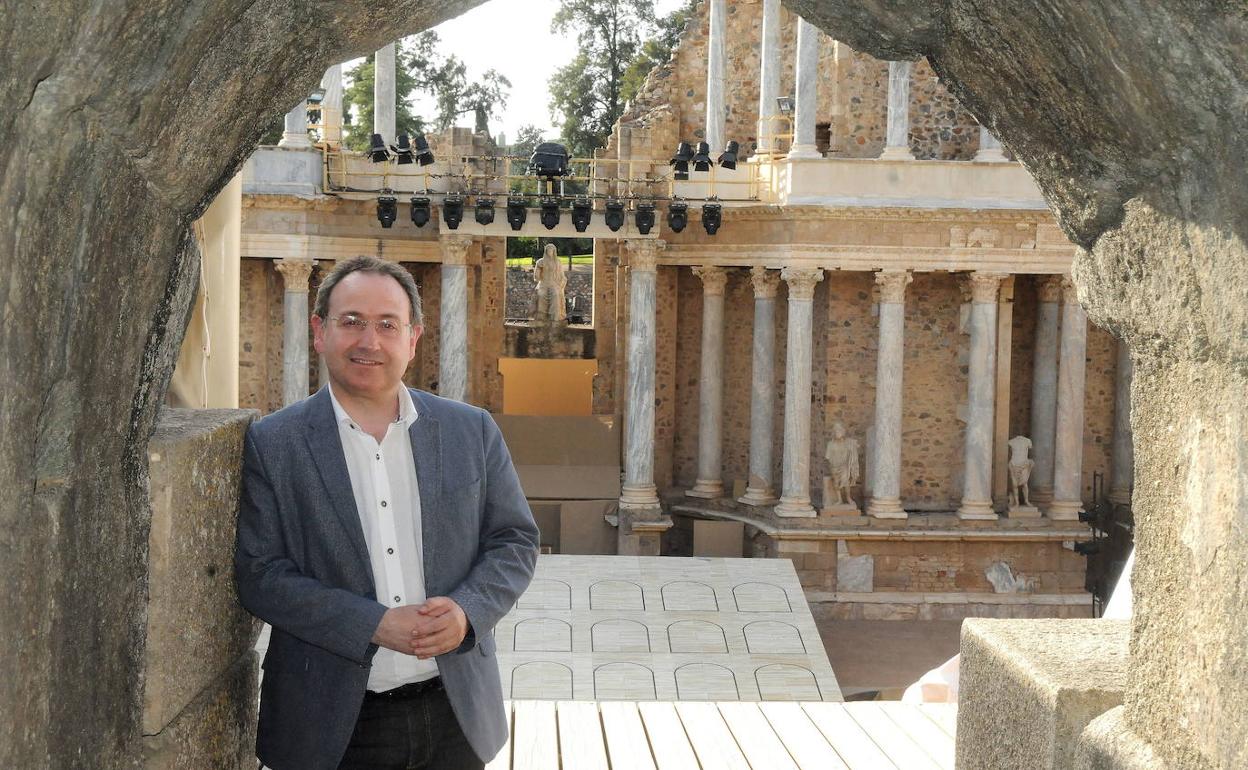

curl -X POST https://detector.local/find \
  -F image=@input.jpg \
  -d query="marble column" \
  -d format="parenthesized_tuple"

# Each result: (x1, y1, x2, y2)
(439, 236, 474, 403)
(1049, 278, 1088, 520)
(756, 0, 782, 155)
(1029, 275, 1063, 507)
(278, 99, 311, 149)
(788, 18, 821, 159)
(975, 124, 1008, 162)
(319, 64, 344, 145)
(879, 61, 916, 160)
(374, 42, 397, 143)
(316, 260, 335, 389)
(740, 267, 781, 506)
(620, 240, 665, 511)
(274, 259, 314, 406)
(775, 267, 824, 517)
(868, 270, 913, 519)
(705, 0, 726, 154)
(688, 266, 728, 498)
(958, 272, 1006, 520)
(1108, 338, 1135, 506)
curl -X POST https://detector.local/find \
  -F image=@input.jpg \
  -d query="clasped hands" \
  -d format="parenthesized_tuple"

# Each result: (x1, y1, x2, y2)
(373, 596, 468, 659)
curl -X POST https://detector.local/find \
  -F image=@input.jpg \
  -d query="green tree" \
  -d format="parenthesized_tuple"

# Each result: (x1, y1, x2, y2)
(510, 124, 547, 158)
(548, 0, 654, 158)
(431, 61, 512, 133)
(621, 0, 697, 106)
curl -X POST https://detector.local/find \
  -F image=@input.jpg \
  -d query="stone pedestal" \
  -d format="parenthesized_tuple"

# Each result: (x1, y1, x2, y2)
(740, 267, 780, 506)
(688, 266, 728, 499)
(620, 240, 664, 511)
(879, 61, 916, 160)
(439, 236, 474, 402)
(787, 18, 822, 159)
(867, 270, 911, 519)
(820, 477, 860, 516)
(278, 99, 311, 148)
(1049, 278, 1088, 520)
(958, 272, 1006, 520)
(1008, 504, 1042, 519)
(274, 258, 313, 407)
(775, 267, 824, 517)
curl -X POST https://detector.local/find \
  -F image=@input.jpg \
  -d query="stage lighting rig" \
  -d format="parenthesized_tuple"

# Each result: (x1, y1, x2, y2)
(366, 133, 390, 163)
(410, 196, 431, 227)
(701, 202, 722, 235)
(718, 140, 739, 170)
(692, 141, 712, 172)
(670, 141, 693, 181)
(506, 196, 528, 230)
(475, 196, 496, 226)
(634, 202, 656, 234)
(376, 193, 397, 228)
(391, 134, 415, 164)
(571, 197, 592, 232)
(604, 199, 625, 232)
(413, 134, 435, 166)
(539, 197, 561, 230)
(667, 200, 688, 233)
(442, 194, 464, 230)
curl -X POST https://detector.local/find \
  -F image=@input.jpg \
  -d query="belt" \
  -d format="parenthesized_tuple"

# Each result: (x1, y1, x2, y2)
(366, 677, 443, 701)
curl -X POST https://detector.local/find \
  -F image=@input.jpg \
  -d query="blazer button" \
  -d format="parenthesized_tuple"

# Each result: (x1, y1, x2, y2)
(380, 501, 388, 507)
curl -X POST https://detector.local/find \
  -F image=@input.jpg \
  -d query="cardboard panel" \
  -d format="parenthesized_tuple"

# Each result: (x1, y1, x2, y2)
(499, 358, 598, 416)
(557, 500, 619, 555)
(692, 521, 746, 558)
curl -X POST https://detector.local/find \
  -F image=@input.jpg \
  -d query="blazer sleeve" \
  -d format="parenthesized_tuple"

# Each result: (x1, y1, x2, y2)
(234, 426, 387, 664)
(447, 410, 540, 650)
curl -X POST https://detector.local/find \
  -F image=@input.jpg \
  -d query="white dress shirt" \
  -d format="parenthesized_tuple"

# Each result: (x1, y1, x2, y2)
(328, 384, 439, 691)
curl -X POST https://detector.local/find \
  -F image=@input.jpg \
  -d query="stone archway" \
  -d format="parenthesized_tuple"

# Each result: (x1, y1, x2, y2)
(1, 3, 484, 766)
(785, 1, 1246, 767)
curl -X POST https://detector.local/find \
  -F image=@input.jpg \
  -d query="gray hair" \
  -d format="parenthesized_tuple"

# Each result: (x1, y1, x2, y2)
(313, 256, 423, 327)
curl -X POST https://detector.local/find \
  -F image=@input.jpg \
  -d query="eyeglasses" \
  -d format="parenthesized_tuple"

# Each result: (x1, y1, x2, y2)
(329, 314, 411, 338)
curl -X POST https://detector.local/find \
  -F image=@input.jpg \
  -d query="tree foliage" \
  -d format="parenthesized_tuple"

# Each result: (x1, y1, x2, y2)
(621, 0, 698, 106)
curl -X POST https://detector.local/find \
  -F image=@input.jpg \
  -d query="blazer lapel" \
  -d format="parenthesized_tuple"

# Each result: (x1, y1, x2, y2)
(408, 390, 443, 594)
(303, 389, 373, 577)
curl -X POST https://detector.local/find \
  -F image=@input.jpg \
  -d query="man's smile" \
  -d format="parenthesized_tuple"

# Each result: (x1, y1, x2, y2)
(349, 355, 385, 366)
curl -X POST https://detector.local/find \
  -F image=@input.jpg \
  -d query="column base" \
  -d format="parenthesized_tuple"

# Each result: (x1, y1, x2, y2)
(786, 144, 822, 160)
(278, 132, 312, 149)
(973, 148, 1009, 162)
(619, 483, 660, 510)
(1047, 500, 1084, 520)
(738, 487, 778, 507)
(879, 145, 917, 161)
(866, 498, 908, 519)
(957, 499, 999, 520)
(774, 497, 817, 518)
(1031, 486, 1054, 508)
(686, 479, 724, 499)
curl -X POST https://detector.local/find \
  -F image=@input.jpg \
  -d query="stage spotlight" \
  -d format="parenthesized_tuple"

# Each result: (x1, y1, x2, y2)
(366, 134, 390, 163)
(410, 196, 431, 227)
(475, 196, 496, 226)
(670, 141, 693, 180)
(376, 194, 397, 228)
(667, 201, 688, 233)
(529, 142, 570, 179)
(413, 134, 435, 166)
(634, 202, 656, 234)
(701, 202, 722, 235)
(571, 197, 592, 232)
(506, 196, 528, 231)
(539, 197, 561, 230)
(604, 199, 625, 232)
(442, 194, 464, 230)
(718, 140, 739, 170)
(692, 141, 712, 172)
(391, 134, 415, 164)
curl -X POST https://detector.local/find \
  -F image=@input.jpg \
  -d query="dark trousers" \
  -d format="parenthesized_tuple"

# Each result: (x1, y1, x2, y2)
(338, 681, 484, 770)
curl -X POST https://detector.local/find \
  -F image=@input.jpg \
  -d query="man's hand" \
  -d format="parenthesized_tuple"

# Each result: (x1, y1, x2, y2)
(410, 596, 469, 659)
(371, 605, 426, 654)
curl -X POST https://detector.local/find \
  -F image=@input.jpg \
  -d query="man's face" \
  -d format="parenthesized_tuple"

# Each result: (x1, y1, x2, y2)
(311, 271, 422, 402)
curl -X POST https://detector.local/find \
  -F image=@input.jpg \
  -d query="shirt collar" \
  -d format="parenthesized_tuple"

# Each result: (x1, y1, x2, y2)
(326, 383, 419, 431)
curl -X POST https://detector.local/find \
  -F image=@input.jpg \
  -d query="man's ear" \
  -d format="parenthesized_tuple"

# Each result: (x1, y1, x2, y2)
(408, 325, 423, 361)
(311, 314, 325, 353)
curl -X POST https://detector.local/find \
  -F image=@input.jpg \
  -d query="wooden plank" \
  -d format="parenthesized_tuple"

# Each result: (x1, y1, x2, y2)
(880, 704, 955, 770)
(801, 703, 896, 770)
(484, 701, 513, 770)
(673, 702, 751, 770)
(599, 702, 658, 770)
(638, 701, 702, 770)
(716, 702, 799, 770)
(556, 701, 610, 770)
(758, 702, 849, 770)
(512, 700, 558, 770)
(920, 703, 959, 737)
(844, 703, 941, 770)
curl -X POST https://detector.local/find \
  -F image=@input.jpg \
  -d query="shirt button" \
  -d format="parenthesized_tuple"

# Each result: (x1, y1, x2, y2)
(380, 501, 387, 508)
(387, 548, 395, 555)
(376, 453, 380, 460)
(394, 596, 402, 603)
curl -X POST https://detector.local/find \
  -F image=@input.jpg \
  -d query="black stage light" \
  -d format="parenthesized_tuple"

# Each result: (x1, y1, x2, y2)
(376, 195, 397, 228)
(634, 201, 656, 234)
(529, 142, 571, 179)
(506, 196, 528, 230)
(413, 134, 435, 166)
(701, 202, 722, 235)
(571, 197, 592, 232)
(667, 201, 688, 233)
(366, 133, 390, 163)
(670, 141, 693, 181)
(718, 140, 739, 170)
(692, 141, 712, 172)
(391, 134, 415, 164)
(540, 197, 561, 230)
(604, 199, 625, 232)
(410, 196, 431, 227)
(442, 194, 464, 230)
(475, 196, 496, 226)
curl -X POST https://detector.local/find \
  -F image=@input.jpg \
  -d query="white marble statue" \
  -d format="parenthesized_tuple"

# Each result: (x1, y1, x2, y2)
(533, 243, 567, 322)
(824, 421, 860, 507)
(1007, 434, 1036, 509)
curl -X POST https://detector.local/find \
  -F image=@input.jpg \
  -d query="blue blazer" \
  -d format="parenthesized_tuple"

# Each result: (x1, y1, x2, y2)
(234, 387, 539, 770)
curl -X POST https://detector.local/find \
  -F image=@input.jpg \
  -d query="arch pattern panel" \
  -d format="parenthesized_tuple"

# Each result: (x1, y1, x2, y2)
(667, 620, 729, 654)
(591, 619, 651, 652)
(513, 617, 572, 652)
(674, 663, 739, 701)
(511, 661, 573, 699)
(594, 663, 656, 700)
(755, 664, 821, 701)
(661, 580, 718, 611)
(517, 579, 572, 610)
(733, 581, 792, 612)
(589, 580, 645, 610)
(743, 620, 806, 654)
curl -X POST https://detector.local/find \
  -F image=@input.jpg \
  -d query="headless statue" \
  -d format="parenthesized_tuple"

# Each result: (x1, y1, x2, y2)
(533, 243, 567, 322)
(825, 421, 860, 506)
(1007, 435, 1035, 508)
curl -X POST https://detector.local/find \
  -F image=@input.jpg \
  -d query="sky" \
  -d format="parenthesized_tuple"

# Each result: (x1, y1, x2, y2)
(392, 0, 688, 142)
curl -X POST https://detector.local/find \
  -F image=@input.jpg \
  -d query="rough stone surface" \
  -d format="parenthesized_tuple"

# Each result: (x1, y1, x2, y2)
(788, 2, 1247, 766)
(1075, 706, 1166, 770)
(0, 2, 483, 766)
(144, 408, 259, 735)
(141, 652, 258, 770)
(956, 619, 1129, 770)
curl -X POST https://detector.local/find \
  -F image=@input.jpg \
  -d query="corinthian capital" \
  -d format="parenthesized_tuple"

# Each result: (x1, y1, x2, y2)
(1036, 274, 1063, 303)
(626, 239, 665, 272)
(780, 267, 824, 301)
(692, 265, 728, 296)
(875, 270, 913, 304)
(274, 258, 314, 293)
(438, 234, 476, 266)
(749, 266, 780, 299)
(1060, 275, 1081, 305)
(967, 271, 1007, 304)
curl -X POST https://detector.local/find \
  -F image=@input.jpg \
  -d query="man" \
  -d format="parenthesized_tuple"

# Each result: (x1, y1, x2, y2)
(235, 256, 539, 769)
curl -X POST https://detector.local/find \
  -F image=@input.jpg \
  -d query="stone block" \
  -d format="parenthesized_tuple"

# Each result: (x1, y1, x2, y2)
(141, 652, 258, 770)
(1074, 706, 1166, 770)
(143, 408, 259, 735)
(836, 540, 874, 593)
(956, 619, 1128, 770)
(692, 520, 744, 557)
